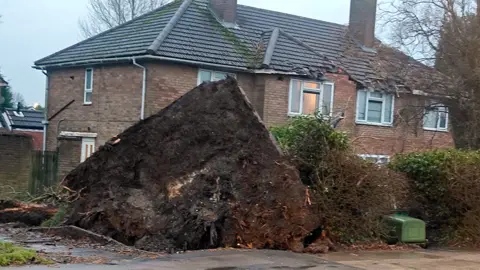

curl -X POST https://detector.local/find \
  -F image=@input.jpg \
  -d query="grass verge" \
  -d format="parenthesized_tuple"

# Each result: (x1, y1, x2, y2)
(0, 241, 52, 266)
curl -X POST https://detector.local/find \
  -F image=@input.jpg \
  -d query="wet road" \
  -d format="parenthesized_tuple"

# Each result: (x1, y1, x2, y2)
(322, 249, 480, 270)
(19, 250, 357, 270)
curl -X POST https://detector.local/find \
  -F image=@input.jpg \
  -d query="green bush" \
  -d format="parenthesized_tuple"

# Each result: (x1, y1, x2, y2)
(271, 115, 408, 244)
(390, 149, 480, 246)
(271, 116, 349, 186)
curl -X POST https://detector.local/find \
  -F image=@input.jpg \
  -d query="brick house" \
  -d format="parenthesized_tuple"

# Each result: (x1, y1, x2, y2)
(1, 108, 44, 150)
(34, 0, 453, 176)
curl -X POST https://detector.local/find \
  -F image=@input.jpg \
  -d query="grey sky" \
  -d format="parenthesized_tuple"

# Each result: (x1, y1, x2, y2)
(0, 0, 350, 106)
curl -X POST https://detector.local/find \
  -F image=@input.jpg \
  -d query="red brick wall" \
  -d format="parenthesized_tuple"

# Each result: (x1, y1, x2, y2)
(57, 138, 81, 181)
(47, 65, 142, 151)
(0, 133, 32, 199)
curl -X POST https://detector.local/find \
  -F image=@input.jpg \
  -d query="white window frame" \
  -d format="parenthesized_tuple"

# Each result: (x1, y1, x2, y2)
(197, 69, 236, 85)
(84, 68, 93, 105)
(423, 103, 449, 132)
(356, 90, 395, 126)
(81, 137, 96, 162)
(359, 154, 390, 165)
(288, 79, 335, 117)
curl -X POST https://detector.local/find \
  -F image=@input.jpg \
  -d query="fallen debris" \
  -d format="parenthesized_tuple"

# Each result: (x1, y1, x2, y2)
(63, 78, 320, 252)
(0, 200, 57, 226)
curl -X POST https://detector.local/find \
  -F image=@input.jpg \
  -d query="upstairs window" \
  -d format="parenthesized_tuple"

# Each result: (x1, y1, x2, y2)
(84, 68, 93, 104)
(197, 69, 235, 85)
(288, 80, 334, 116)
(356, 90, 394, 125)
(424, 103, 448, 131)
(359, 154, 390, 165)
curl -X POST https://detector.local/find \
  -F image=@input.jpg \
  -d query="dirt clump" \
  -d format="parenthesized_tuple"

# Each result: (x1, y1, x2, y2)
(63, 78, 320, 252)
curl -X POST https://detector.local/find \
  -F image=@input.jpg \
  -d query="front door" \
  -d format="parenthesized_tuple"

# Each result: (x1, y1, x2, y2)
(81, 138, 95, 162)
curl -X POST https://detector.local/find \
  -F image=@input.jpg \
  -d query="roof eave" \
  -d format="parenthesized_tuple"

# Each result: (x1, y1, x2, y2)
(33, 55, 250, 73)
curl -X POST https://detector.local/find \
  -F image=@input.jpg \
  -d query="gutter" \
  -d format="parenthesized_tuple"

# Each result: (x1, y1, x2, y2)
(41, 69, 49, 154)
(132, 58, 147, 120)
(33, 55, 249, 73)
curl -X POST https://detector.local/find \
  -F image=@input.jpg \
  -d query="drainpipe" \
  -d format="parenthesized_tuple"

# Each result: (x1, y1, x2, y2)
(41, 69, 49, 154)
(132, 58, 147, 120)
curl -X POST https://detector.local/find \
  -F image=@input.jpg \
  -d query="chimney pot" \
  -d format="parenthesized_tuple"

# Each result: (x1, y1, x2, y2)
(349, 0, 377, 48)
(210, 0, 237, 25)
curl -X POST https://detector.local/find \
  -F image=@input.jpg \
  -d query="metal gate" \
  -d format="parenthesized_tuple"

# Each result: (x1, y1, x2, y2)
(29, 151, 59, 196)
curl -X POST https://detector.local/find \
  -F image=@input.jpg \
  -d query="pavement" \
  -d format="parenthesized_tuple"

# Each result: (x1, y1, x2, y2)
(322, 249, 480, 270)
(17, 249, 357, 270)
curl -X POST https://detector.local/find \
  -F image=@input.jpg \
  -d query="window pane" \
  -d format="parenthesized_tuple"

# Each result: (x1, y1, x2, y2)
(439, 110, 447, 129)
(424, 109, 438, 129)
(357, 91, 367, 120)
(322, 84, 333, 115)
(364, 157, 378, 163)
(199, 70, 212, 83)
(303, 82, 320, 89)
(367, 100, 382, 123)
(370, 92, 382, 98)
(384, 94, 393, 123)
(213, 72, 227, 81)
(84, 91, 92, 103)
(378, 157, 390, 165)
(303, 92, 319, 115)
(289, 80, 302, 114)
(85, 69, 93, 89)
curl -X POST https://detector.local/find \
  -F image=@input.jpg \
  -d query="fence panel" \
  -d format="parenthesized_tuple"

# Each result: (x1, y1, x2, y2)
(29, 151, 58, 196)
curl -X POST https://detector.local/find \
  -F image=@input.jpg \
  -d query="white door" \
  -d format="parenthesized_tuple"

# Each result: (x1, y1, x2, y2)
(81, 138, 96, 162)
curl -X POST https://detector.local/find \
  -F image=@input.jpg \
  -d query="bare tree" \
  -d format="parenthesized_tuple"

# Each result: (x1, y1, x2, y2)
(13, 92, 26, 108)
(79, 0, 170, 38)
(379, 0, 480, 149)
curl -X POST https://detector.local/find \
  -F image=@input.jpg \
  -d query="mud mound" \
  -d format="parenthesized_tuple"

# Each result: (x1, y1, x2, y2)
(64, 78, 319, 252)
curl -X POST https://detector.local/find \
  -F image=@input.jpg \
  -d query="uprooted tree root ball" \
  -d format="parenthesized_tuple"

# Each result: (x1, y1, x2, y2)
(63, 78, 321, 252)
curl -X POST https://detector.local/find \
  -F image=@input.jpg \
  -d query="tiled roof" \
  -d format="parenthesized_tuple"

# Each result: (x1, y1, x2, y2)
(34, 0, 430, 90)
(3, 109, 44, 130)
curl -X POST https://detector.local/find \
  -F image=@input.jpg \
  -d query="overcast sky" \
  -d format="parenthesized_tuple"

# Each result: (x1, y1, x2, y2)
(0, 0, 350, 106)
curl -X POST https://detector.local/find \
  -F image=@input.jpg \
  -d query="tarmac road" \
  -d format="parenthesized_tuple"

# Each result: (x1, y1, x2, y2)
(16, 249, 357, 270)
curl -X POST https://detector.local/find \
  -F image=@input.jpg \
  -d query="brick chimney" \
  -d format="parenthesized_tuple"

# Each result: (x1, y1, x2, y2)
(210, 0, 237, 26)
(349, 0, 377, 48)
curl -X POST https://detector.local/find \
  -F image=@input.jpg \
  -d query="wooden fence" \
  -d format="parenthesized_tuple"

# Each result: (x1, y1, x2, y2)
(29, 151, 59, 196)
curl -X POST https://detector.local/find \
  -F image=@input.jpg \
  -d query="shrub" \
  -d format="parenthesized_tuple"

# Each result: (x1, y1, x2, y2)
(271, 116, 408, 244)
(390, 149, 480, 246)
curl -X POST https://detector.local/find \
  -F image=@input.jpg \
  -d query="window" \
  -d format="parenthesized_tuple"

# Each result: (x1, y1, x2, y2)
(197, 69, 235, 85)
(424, 103, 448, 131)
(359, 154, 390, 165)
(356, 90, 394, 125)
(288, 79, 334, 116)
(84, 68, 93, 104)
(81, 138, 95, 162)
